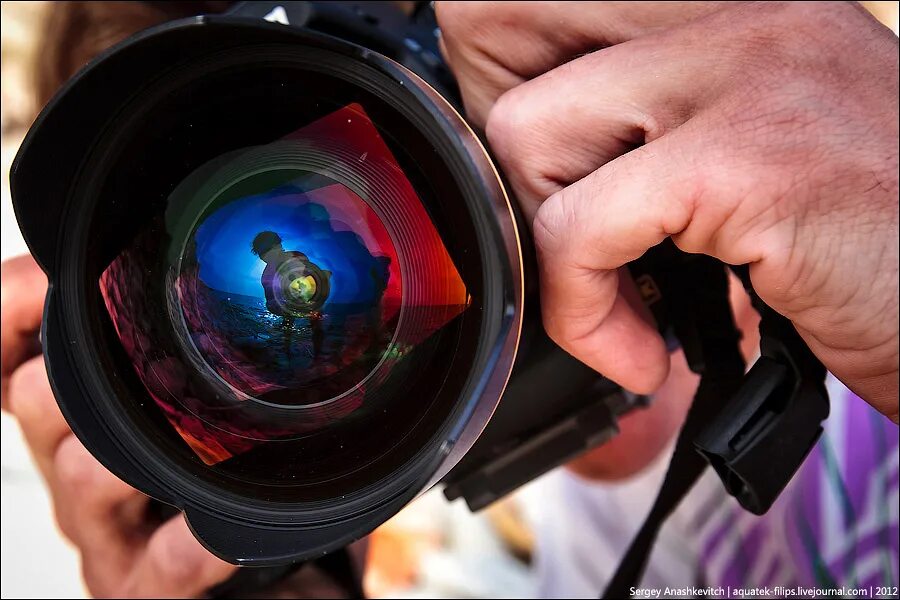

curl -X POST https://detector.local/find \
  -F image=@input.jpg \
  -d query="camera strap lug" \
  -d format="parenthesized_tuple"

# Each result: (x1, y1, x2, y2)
(695, 264, 829, 514)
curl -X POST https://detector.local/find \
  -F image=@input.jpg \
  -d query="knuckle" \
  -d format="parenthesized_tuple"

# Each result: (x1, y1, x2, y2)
(487, 87, 560, 202)
(531, 205, 558, 258)
(532, 190, 577, 257)
(487, 85, 570, 203)
(147, 523, 207, 587)
(485, 87, 533, 161)
(541, 305, 583, 354)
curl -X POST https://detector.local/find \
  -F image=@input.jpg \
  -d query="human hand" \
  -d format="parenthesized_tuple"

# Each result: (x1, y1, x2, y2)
(438, 1, 899, 420)
(2, 255, 236, 597)
(566, 274, 761, 480)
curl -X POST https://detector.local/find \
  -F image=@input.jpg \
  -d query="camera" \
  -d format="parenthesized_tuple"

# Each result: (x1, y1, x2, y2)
(12, 1, 643, 566)
(13, 5, 831, 594)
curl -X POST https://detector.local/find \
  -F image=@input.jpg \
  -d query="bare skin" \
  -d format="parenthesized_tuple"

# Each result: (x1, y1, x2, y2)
(2, 255, 235, 597)
(438, 0, 899, 422)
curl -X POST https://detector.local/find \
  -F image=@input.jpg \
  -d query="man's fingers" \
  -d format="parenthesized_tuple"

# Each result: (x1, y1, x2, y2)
(124, 514, 236, 598)
(437, 1, 735, 126)
(51, 435, 146, 528)
(46, 440, 147, 597)
(1, 255, 48, 410)
(534, 124, 776, 392)
(440, 1, 767, 395)
(51, 435, 142, 549)
(533, 137, 703, 394)
(7, 355, 69, 479)
(483, 12, 752, 219)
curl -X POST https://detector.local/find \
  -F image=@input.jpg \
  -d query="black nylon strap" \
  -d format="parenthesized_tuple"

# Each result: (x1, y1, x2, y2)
(605, 245, 829, 597)
(602, 365, 745, 597)
(604, 245, 746, 598)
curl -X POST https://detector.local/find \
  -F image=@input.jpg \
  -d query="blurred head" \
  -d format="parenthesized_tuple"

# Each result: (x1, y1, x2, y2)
(34, 1, 233, 108)
(250, 230, 284, 262)
(33, 1, 419, 110)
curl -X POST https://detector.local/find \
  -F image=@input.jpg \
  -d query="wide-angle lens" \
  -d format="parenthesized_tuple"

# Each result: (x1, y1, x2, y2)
(12, 19, 524, 562)
(84, 49, 490, 498)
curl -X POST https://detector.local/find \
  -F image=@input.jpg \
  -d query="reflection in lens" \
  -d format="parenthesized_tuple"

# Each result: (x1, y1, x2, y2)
(178, 176, 402, 401)
(100, 103, 470, 467)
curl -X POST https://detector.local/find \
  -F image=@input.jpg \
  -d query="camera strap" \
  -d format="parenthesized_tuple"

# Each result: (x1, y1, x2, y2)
(603, 242, 829, 598)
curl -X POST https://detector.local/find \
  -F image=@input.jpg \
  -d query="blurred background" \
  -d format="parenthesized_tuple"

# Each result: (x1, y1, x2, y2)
(2, 2, 898, 598)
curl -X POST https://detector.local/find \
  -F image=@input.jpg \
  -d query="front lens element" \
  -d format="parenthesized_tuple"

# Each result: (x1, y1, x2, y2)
(99, 99, 471, 476)
(174, 166, 404, 406)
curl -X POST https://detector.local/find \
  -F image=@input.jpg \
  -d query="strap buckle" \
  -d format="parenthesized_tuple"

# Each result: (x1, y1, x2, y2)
(695, 266, 830, 514)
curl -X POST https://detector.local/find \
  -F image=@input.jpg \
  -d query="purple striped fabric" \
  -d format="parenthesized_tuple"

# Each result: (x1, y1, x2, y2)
(699, 379, 899, 598)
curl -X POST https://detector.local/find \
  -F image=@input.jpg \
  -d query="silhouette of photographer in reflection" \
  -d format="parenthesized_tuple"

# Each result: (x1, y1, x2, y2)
(251, 231, 330, 360)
